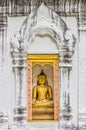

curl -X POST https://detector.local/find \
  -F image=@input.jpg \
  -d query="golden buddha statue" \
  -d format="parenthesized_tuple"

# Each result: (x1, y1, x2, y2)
(32, 70, 54, 120)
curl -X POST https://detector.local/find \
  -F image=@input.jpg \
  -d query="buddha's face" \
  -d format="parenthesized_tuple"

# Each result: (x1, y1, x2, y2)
(38, 75, 46, 85)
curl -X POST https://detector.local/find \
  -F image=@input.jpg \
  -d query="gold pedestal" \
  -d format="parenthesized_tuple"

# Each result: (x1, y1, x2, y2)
(32, 107, 54, 120)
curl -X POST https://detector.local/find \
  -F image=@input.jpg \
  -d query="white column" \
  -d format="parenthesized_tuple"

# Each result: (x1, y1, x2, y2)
(12, 57, 27, 128)
(59, 57, 73, 129)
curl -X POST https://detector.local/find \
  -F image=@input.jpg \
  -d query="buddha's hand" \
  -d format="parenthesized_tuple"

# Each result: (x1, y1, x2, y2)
(47, 98, 52, 100)
(32, 99, 36, 104)
(41, 99, 48, 102)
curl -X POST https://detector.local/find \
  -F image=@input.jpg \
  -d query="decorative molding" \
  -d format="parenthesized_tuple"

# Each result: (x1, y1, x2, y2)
(79, 112, 86, 129)
(0, 0, 85, 30)
(0, 112, 9, 130)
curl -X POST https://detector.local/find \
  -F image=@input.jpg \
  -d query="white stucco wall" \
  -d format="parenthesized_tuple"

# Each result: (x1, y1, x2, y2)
(7, 16, 78, 124)
(28, 36, 58, 54)
(0, 12, 85, 129)
(79, 30, 86, 112)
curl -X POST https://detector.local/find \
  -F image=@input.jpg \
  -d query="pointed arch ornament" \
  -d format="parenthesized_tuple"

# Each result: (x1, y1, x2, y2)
(11, 3, 76, 56)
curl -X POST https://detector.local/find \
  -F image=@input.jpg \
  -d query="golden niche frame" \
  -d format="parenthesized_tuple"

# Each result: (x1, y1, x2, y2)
(27, 54, 59, 122)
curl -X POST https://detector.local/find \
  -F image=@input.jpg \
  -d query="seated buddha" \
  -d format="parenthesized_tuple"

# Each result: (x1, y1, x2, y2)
(32, 70, 54, 120)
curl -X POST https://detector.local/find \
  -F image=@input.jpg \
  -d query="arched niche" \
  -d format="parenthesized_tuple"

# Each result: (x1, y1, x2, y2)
(10, 2, 76, 129)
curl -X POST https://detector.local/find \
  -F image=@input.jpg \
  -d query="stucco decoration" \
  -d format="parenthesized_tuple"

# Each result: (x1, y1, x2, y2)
(10, 3, 76, 130)
(11, 3, 76, 56)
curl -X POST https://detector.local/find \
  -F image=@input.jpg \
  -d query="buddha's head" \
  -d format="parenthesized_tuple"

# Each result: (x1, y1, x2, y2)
(37, 70, 47, 85)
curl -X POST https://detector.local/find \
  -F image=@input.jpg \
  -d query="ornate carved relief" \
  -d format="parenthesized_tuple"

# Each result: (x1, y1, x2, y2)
(11, 3, 76, 56)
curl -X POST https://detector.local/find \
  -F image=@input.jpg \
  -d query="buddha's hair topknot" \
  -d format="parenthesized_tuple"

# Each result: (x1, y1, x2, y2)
(38, 69, 46, 78)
